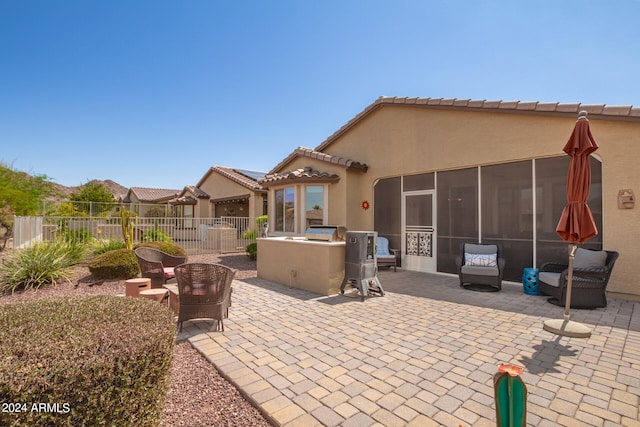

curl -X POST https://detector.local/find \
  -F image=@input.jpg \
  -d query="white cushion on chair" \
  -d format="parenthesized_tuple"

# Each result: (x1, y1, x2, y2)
(465, 253, 497, 267)
(539, 272, 561, 287)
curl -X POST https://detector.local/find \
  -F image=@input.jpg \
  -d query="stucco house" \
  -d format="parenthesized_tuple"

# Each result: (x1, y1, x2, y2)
(121, 186, 181, 217)
(260, 96, 640, 302)
(187, 166, 267, 219)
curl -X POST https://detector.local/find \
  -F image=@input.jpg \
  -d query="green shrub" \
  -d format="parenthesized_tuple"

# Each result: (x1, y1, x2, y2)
(242, 228, 257, 239)
(134, 241, 187, 258)
(88, 248, 139, 279)
(256, 214, 268, 228)
(0, 239, 87, 294)
(0, 295, 175, 427)
(142, 228, 173, 243)
(246, 242, 257, 261)
(62, 227, 93, 243)
(91, 238, 127, 255)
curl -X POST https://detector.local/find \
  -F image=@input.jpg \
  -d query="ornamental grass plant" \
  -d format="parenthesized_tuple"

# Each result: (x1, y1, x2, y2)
(0, 239, 87, 294)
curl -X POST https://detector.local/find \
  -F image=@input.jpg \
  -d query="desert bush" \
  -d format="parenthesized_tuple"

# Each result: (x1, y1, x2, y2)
(61, 227, 93, 243)
(0, 239, 87, 294)
(142, 228, 173, 243)
(246, 242, 257, 261)
(241, 228, 257, 240)
(88, 248, 139, 279)
(0, 295, 175, 427)
(91, 238, 127, 255)
(134, 241, 187, 258)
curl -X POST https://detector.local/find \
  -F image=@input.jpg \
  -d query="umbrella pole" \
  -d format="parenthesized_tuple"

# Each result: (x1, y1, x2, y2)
(542, 242, 591, 338)
(563, 243, 577, 320)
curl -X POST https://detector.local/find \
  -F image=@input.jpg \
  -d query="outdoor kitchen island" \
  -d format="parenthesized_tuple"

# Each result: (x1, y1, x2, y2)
(256, 227, 347, 296)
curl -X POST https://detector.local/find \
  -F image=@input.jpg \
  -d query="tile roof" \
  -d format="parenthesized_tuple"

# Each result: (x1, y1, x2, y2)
(315, 96, 640, 152)
(267, 147, 368, 175)
(126, 187, 180, 203)
(214, 167, 266, 192)
(169, 195, 197, 205)
(195, 166, 266, 192)
(260, 166, 340, 188)
(184, 185, 210, 198)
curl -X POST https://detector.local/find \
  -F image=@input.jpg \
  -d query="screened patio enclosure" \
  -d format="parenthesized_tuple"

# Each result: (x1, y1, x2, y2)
(373, 156, 603, 282)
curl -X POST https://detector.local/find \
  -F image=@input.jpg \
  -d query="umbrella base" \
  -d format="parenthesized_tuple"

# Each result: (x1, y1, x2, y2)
(543, 318, 591, 338)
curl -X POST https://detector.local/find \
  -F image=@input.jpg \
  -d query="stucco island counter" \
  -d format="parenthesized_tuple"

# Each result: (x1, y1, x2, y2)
(257, 237, 346, 296)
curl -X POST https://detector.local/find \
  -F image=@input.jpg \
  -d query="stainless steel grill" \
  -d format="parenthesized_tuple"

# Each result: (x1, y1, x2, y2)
(305, 225, 347, 242)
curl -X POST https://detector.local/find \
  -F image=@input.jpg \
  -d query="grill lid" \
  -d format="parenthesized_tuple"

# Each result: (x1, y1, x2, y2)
(305, 225, 347, 241)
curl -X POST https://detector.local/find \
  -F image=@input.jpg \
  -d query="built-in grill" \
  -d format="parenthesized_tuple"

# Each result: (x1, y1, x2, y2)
(305, 225, 347, 242)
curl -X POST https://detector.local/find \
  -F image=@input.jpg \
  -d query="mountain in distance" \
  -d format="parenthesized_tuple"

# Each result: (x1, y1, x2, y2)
(48, 179, 129, 202)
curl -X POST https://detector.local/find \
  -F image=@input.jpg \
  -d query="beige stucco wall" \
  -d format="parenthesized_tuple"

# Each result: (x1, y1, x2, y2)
(257, 237, 346, 295)
(307, 105, 639, 300)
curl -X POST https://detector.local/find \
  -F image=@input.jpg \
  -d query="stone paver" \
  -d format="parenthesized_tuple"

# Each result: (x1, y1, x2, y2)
(178, 269, 640, 426)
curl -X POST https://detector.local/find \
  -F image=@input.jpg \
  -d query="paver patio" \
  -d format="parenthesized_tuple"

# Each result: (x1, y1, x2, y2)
(179, 269, 640, 426)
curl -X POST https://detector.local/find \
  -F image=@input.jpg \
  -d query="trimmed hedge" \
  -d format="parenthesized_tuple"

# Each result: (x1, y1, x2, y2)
(0, 295, 175, 427)
(88, 248, 139, 279)
(246, 242, 257, 261)
(134, 242, 187, 258)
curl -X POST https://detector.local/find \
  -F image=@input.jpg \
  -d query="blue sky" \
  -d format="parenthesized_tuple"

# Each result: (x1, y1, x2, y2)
(1, 0, 639, 190)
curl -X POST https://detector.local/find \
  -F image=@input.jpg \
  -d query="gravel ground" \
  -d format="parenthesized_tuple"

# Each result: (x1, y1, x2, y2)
(0, 252, 273, 427)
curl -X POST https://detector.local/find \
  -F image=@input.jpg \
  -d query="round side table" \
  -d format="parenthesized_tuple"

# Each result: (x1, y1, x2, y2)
(125, 278, 151, 298)
(140, 288, 169, 305)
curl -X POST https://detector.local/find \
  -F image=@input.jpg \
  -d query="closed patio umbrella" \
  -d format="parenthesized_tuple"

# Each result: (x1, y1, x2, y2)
(543, 111, 599, 338)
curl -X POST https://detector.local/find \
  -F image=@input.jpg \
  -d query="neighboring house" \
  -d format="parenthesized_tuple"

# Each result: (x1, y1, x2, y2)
(121, 187, 181, 217)
(186, 166, 267, 219)
(261, 96, 640, 302)
(170, 185, 211, 228)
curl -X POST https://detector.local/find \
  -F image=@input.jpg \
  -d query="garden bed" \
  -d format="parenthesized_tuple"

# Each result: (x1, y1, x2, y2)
(0, 252, 272, 427)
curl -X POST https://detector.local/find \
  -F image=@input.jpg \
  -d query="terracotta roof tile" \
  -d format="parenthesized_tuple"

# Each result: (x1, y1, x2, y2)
(516, 101, 538, 111)
(267, 147, 367, 175)
(603, 105, 632, 115)
(260, 166, 340, 188)
(180, 185, 209, 199)
(128, 187, 180, 203)
(213, 166, 266, 192)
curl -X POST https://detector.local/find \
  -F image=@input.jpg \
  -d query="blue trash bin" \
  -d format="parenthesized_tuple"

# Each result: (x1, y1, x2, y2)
(522, 268, 539, 295)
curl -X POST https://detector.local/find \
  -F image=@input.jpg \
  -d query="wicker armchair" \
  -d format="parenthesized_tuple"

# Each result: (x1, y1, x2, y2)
(456, 242, 505, 292)
(377, 236, 400, 272)
(174, 263, 236, 332)
(134, 247, 187, 289)
(538, 249, 619, 309)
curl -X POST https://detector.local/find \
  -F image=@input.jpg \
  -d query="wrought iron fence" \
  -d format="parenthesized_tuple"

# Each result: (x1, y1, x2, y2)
(13, 216, 261, 256)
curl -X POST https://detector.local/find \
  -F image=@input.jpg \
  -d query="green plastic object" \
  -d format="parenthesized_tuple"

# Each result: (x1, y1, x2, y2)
(494, 366, 527, 427)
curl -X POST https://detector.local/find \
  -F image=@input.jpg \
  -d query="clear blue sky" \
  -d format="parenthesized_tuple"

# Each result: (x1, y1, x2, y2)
(2, 0, 639, 190)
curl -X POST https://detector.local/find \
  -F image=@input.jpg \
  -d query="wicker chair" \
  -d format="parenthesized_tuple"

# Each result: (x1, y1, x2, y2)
(538, 249, 619, 309)
(174, 263, 236, 332)
(456, 242, 505, 292)
(134, 247, 187, 289)
(377, 236, 400, 272)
